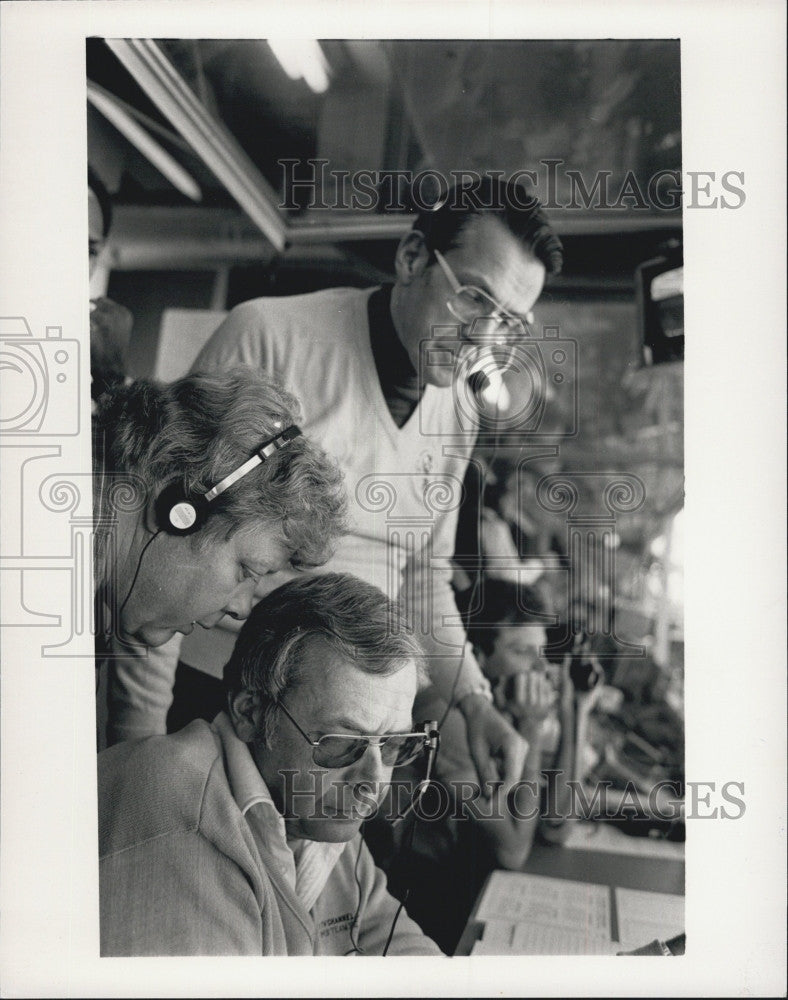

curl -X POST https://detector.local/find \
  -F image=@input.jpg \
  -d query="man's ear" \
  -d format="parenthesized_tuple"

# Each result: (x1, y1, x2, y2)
(394, 229, 430, 285)
(227, 687, 263, 743)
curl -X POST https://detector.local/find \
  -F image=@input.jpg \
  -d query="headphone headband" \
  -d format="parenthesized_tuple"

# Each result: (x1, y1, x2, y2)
(157, 424, 303, 535)
(204, 424, 302, 502)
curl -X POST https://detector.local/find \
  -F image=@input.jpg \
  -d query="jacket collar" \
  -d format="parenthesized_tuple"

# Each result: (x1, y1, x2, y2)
(212, 711, 344, 913)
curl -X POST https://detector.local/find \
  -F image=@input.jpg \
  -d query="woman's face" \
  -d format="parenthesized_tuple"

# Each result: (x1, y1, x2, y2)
(117, 523, 294, 648)
(483, 623, 548, 680)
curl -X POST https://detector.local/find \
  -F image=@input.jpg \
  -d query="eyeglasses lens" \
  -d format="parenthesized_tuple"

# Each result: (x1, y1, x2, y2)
(451, 288, 497, 323)
(313, 735, 368, 768)
(313, 734, 424, 769)
(381, 735, 423, 767)
(450, 290, 526, 340)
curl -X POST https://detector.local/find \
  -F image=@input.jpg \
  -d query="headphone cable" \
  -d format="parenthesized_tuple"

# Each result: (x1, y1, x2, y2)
(344, 831, 367, 956)
(381, 813, 418, 956)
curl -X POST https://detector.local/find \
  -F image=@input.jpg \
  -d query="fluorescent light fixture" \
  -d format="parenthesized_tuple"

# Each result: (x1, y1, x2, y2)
(87, 81, 202, 202)
(106, 39, 286, 251)
(267, 39, 330, 93)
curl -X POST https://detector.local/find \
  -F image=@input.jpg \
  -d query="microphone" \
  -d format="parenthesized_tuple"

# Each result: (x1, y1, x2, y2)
(465, 346, 511, 411)
(393, 721, 440, 824)
(467, 369, 489, 397)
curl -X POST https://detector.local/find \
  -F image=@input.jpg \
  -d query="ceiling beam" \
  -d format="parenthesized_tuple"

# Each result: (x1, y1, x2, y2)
(106, 38, 287, 252)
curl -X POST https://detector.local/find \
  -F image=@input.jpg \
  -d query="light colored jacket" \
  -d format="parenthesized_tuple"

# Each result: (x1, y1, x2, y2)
(98, 715, 441, 956)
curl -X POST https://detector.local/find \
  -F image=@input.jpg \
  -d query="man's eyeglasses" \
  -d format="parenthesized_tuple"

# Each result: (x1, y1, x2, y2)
(433, 248, 534, 341)
(277, 701, 432, 770)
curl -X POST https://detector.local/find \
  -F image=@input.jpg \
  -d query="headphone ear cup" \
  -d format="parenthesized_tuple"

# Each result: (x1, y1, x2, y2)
(154, 482, 209, 536)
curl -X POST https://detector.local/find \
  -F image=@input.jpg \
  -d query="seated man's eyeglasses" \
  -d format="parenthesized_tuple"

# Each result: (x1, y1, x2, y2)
(433, 248, 534, 342)
(277, 700, 430, 769)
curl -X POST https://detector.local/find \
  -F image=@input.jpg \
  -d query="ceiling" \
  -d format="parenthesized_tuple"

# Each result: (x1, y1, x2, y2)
(87, 38, 682, 227)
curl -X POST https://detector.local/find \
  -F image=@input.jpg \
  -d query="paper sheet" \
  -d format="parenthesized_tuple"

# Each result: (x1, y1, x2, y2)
(615, 887, 685, 950)
(473, 920, 618, 955)
(474, 871, 611, 938)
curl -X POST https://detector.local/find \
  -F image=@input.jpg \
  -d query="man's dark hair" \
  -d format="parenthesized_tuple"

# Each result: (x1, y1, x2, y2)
(414, 175, 563, 276)
(88, 166, 113, 237)
(462, 576, 547, 656)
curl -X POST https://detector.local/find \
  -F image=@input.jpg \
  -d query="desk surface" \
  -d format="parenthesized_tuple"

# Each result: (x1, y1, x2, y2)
(455, 839, 685, 956)
(523, 840, 685, 895)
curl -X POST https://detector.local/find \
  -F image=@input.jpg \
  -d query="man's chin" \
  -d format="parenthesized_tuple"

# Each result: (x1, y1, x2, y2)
(293, 816, 364, 843)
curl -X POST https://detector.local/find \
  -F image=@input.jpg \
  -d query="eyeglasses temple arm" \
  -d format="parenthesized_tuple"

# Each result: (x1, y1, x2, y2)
(433, 249, 462, 294)
(277, 701, 318, 748)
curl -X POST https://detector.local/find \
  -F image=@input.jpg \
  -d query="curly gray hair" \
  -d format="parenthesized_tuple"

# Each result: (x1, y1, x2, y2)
(94, 367, 347, 567)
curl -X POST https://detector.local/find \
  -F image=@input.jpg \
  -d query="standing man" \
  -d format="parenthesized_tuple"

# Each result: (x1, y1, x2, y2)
(112, 176, 563, 799)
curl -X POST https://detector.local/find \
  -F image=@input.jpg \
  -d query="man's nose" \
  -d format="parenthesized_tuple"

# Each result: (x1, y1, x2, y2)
(351, 743, 388, 788)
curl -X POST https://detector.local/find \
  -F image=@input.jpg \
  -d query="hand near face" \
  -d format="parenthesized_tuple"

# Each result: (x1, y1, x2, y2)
(459, 693, 528, 797)
(505, 670, 556, 739)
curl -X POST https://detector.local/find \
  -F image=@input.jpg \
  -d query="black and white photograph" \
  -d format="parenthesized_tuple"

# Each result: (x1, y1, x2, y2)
(0, 2, 785, 997)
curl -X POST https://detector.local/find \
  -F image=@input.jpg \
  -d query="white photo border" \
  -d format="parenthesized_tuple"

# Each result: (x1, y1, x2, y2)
(0, 1, 785, 996)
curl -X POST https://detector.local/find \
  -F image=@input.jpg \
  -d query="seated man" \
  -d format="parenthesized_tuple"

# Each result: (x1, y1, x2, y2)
(98, 573, 442, 956)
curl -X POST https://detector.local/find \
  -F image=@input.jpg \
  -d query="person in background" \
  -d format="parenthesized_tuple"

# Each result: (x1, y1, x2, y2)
(582, 646, 685, 833)
(461, 577, 579, 867)
(106, 175, 565, 812)
(93, 368, 347, 743)
(88, 167, 133, 401)
(453, 454, 565, 613)
(98, 574, 442, 956)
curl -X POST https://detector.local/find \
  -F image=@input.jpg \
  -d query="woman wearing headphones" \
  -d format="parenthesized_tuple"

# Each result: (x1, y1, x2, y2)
(92, 366, 347, 741)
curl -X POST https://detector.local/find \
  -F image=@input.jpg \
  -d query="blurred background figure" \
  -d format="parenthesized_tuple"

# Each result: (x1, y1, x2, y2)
(463, 578, 579, 861)
(89, 166, 133, 401)
(454, 454, 566, 616)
